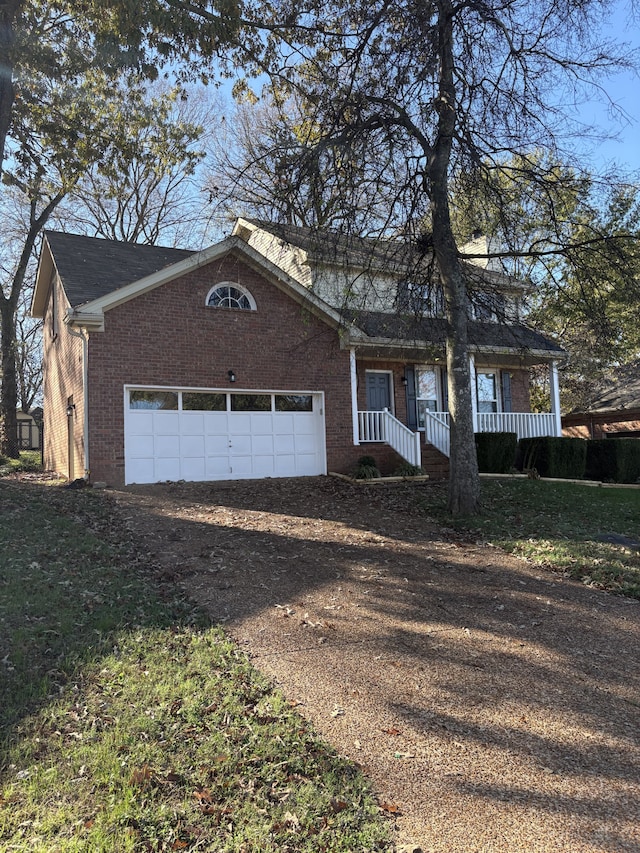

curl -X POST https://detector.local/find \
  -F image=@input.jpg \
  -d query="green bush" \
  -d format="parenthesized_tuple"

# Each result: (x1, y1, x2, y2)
(586, 438, 640, 483)
(357, 455, 378, 468)
(518, 436, 587, 479)
(475, 432, 517, 473)
(354, 455, 381, 479)
(354, 464, 381, 480)
(394, 462, 426, 477)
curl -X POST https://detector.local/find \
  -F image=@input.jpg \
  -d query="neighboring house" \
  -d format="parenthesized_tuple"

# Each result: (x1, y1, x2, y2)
(31, 221, 565, 486)
(562, 361, 640, 439)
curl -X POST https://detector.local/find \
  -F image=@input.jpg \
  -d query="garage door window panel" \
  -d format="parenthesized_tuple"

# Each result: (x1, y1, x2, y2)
(231, 394, 271, 412)
(183, 392, 226, 411)
(275, 394, 313, 412)
(130, 390, 178, 410)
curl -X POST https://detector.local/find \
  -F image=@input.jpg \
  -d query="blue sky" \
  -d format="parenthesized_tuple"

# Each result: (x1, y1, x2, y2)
(577, 1, 640, 175)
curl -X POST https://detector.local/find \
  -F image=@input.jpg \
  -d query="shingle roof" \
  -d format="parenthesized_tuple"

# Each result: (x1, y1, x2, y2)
(574, 361, 640, 413)
(45, 231, 195, 308)
(243, 219, 408, 270)
(243, 219, 522, 290)
(347, 310, 565, 355)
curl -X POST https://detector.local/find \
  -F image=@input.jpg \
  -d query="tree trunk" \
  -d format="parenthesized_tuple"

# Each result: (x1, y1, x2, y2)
(0, 0, 21, 176)
(1, 299, 19, 457)
(429, 0, 480, 515)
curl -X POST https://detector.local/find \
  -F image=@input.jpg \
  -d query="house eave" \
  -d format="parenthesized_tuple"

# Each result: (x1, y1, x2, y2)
(64, 310, 104, 332)
(349, 336, 565, 364)
(31, 237, 55, 318)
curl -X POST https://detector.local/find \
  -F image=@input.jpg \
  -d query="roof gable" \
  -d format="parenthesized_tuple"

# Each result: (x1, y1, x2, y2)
(234, 218, 526, 293)
(31, 230, 346, 333)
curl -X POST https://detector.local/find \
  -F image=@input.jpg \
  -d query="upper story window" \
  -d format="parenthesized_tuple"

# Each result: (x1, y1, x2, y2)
(398, 282, 445, 317)
(470, 290, 506, 322)
(206, 282, 256, 310)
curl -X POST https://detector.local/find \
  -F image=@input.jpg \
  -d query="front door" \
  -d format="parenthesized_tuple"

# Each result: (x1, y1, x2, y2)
(366, 372, 392, 411)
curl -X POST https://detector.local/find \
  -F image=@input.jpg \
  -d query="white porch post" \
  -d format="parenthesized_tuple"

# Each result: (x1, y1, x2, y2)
(549, 360, 562, 436)
(350, 348, 360, 445)
(469, 354, 478, 432)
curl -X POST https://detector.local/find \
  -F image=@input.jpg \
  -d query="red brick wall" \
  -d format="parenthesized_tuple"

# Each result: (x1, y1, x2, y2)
(509, 369, 531, 412)
(563, 410, 640, 439)
(86, 252, 358, 485)
(42, 273, 84, 479)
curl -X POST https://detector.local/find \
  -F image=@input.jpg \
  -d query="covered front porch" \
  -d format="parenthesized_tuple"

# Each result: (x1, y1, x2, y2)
(350, 351, 563, 468)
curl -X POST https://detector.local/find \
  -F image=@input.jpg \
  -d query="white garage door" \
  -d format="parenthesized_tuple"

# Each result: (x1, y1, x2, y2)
(124, 387, 326, 485)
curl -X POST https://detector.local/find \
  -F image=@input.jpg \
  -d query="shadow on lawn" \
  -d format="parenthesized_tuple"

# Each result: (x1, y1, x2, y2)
(110, 476, 640, 848)
(0, 479, 197, 762)
(3, 476, 639, 850)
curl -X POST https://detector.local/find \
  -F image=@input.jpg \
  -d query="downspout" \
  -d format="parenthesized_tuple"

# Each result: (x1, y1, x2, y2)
(350, 348, 359, 445)
(65, 324, 90, 480)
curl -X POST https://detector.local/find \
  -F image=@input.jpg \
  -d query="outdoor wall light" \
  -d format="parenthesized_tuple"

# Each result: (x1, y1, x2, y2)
(66, 403, 76, 417)
(228, 370, 236, 383)
(401, 375, 409, 386)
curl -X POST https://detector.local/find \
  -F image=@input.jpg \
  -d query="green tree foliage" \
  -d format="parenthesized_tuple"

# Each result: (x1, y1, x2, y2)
(63, 85, 210, 246)
(451, 155, 640, 410)
(0, 0, 240, 456)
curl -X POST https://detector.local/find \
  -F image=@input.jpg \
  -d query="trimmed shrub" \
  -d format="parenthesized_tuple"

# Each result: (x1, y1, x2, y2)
(517, 436, 587, 479)
(394, 462, 426, 477)
(586, 438, 640, 484)
(354, 454, 381, 479)
(475, 432, 518, 474)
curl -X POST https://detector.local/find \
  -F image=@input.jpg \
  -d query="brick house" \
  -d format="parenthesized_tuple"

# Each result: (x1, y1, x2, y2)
(31, 220, 565, 486)
(562, 361, 640, 439)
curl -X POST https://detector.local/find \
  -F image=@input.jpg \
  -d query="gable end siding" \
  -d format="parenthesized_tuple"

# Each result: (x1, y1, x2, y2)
(42, 273, 85, 479)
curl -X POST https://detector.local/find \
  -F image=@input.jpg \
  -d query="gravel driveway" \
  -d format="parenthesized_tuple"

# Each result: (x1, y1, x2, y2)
(112, 477, 640, 852)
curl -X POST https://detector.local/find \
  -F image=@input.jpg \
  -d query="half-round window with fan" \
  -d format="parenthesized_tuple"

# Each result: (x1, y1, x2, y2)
(206, 283, 256, 310)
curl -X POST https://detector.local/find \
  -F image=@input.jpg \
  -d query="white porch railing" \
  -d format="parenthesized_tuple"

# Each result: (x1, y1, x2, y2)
(424, 412, 451, 457)
(363, 410, 560, 461)
(476, 412, 557, 439)
(423, 410, 559, 458)
(358, 409, 422, 467)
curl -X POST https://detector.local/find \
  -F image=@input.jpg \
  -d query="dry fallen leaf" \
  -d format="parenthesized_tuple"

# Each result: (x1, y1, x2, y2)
(129, 765, 153, 787)
(380, 802, 402, 815)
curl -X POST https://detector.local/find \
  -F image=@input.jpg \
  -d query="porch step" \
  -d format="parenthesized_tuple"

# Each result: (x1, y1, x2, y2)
(421, 443, 450, 479)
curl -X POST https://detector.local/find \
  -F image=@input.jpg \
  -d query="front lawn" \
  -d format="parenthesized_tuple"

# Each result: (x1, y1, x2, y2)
(426, 478, 640, 599)
(0, 481, 389, 852)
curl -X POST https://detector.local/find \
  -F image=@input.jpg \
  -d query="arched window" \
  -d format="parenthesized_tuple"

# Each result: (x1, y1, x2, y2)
(206, 282, 256, 310)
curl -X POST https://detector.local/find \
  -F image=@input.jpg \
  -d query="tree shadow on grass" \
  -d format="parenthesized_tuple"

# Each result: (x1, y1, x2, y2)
(0, 479, 198, 761)
(3, 476, 639, 850)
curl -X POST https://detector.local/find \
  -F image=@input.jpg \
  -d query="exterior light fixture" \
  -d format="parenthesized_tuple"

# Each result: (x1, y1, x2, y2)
(228, 370, 236, 383)
(401, 375, 409, 386)
(66, 403, 76, 417)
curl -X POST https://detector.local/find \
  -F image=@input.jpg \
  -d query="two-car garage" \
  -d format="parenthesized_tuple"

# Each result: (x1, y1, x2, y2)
(124, 386, 326, 485)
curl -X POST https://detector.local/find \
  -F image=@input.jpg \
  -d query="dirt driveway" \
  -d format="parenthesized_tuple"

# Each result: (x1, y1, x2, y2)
(111, 476, 640, 852)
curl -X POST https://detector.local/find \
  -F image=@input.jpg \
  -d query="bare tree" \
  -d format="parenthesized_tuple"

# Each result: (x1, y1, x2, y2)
(15, 290, 41, 412)
(207, 92, 408, 231)
(237, 0, 637, 514)
(63, 85, 216, 248)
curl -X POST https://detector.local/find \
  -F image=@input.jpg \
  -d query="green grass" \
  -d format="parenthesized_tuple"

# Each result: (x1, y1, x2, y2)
(0, 482, 390, 852)
(0, 450, 43, 474)
(424, 478, 640, 599)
